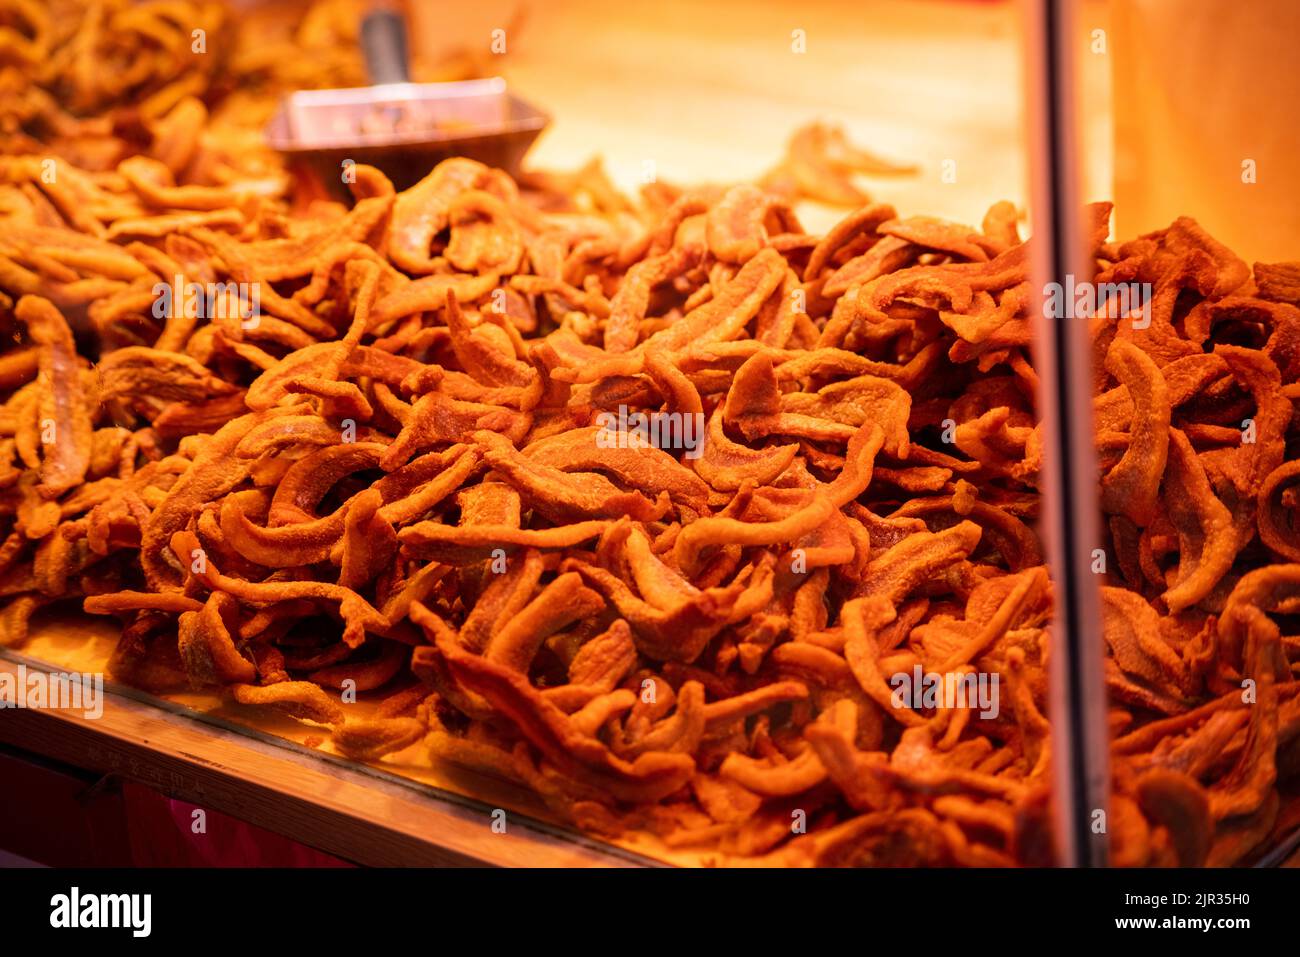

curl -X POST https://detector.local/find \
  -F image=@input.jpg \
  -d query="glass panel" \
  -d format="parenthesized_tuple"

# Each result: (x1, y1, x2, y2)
(1092, 0, 1300, 867)
(27, 0, 1279, 870)
(3, 0, 1288, 873)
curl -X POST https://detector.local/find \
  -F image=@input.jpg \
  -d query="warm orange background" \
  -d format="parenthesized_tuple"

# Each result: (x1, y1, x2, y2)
(1111, 0, 1300, 263)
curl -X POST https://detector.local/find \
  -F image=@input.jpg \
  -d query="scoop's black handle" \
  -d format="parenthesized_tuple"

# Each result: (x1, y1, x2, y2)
(361, 10, 411, 85)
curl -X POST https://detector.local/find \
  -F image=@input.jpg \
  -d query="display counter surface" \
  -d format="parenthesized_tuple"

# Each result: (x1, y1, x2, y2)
(0, 616, 682, 867)
(8, 615, 1300, 867)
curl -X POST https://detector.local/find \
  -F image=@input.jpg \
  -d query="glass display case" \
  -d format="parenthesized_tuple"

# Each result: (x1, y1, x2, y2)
(0, 0, 1296, 871)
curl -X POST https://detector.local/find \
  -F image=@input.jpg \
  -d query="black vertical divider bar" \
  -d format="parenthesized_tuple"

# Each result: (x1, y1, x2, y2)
(1024, 0, 1110, 867)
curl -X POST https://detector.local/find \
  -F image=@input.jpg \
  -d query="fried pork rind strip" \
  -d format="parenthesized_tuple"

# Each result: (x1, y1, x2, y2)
(1161, 428, 1235, 614)
(429, 624, 696, 803)
(1101, 587, 1190, 708)
(1257, 460, 1300, 562)
(674, 493, 835, 573)
(177, 591, 257, 686)
(332, 717, 426, 760)
(138, 407, 307, 589)
(228, 681, 346, 727)
(761, 123, 916, 207)
(523, 426, 711, 514)
(171, 529, 388, 649)
(388, 158, 497, 274)
(400, 518, 610, 565)
(15, 295, 92, 498)
(855, 522, 983, 604)
(474, 430, 669, 523)
(1099, 339, 1168, 526)
(5, 40, 1299, 864)
(695, 407, 798, 491)
(566, 535, 776, 664)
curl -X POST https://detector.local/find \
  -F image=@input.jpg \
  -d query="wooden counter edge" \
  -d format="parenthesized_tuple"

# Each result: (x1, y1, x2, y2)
(0, 656, 658, 868)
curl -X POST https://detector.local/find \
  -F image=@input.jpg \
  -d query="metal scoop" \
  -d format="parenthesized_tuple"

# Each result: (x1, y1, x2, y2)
(265, 9, 549, 194)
